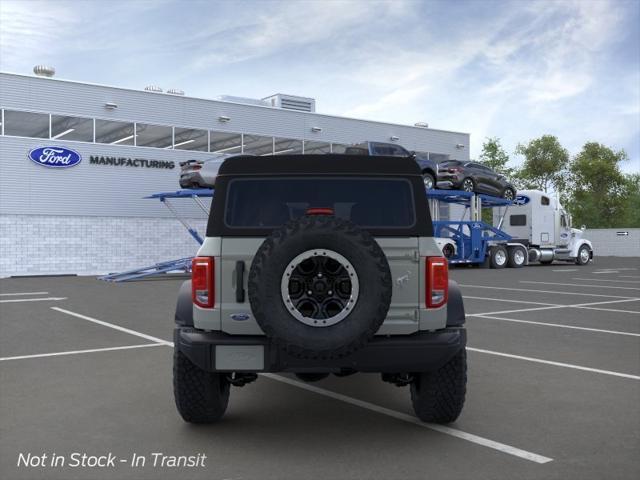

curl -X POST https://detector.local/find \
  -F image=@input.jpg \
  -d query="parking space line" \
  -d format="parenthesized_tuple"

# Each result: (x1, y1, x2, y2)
(552, 269, 578, 272)
(471, 298, 640, 317)
(467, 347, 640, 380)
(458, 284, 637, 299)
(463, 296, 558, 307)
(620, 275, 640, 279)
(0, 291, 49, 296)
(0, 343, 164, 362)
(520, 281, 640, 291)
(0, 297, 67, 303)
(469, 314, 640, 337)
(51, 307, 173, 346)
(572, 278, 640, 284)
(263, 373, 553, 464)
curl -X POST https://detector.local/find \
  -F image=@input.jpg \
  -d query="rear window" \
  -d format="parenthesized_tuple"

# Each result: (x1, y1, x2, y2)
(439, 160, 462, 167)
(224, 177, 416, 229)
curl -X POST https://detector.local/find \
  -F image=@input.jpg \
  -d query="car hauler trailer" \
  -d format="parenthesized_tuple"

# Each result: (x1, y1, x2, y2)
(429, 189, 593, 268)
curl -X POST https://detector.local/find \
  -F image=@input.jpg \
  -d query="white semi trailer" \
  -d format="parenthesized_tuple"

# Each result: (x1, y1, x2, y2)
(493, 190, 593, 266)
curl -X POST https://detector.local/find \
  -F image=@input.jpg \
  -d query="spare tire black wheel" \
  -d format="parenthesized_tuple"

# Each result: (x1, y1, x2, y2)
(248, 215, 392, 359)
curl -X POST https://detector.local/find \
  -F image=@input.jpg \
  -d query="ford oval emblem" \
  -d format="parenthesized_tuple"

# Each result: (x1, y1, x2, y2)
(28, 146, 82, 168)
(230, 313, 251, 321)
(514, 195, 530, 205)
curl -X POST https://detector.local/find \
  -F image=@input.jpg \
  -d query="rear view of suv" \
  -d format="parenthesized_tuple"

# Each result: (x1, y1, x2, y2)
(173, 154, 467, 424)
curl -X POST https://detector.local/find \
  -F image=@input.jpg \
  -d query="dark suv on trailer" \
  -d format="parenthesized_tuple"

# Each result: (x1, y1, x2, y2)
(437, 160, 516, 199)
(344, 141, 440, 190)
(173, 154, 467, 424)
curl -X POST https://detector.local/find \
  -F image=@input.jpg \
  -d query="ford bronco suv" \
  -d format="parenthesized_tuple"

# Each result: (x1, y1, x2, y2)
(173, 154, 467, 424)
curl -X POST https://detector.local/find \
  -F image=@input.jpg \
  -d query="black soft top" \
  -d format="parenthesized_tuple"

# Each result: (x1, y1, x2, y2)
(217, 154, 423, 176)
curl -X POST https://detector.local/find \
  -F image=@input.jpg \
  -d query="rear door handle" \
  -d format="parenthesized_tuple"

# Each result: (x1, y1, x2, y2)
(235, 261, 245, 303)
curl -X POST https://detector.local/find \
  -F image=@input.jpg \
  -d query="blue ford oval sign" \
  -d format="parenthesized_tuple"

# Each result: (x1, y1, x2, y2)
(514, 195, 530, 206)
(28, 146, 82, 168)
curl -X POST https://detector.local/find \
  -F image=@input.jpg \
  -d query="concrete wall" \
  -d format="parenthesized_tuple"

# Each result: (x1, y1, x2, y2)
(586, 228, 640, 257)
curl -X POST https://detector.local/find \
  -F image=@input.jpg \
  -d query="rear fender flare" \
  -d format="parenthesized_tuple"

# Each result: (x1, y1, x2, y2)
(175, 280, 194, 327)
(446, 280, 465, 327)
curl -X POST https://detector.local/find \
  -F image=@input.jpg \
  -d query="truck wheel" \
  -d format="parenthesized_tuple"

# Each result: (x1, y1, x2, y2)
(576, 245, 591, 265)
(249, 214, 392, 359)
(422, 172, 435, 190)
(173, 349, 230, 424)
(489, 245, 508, 269)
(507, 246, 526, 268)
(411, 348, 467, 423)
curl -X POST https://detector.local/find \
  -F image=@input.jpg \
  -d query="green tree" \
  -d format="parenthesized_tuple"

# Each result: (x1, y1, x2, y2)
(566, 142, 629, 228)
(479, 137, 514, 177)
(618, 173, 640, 228)
(515, 135, 569, 193)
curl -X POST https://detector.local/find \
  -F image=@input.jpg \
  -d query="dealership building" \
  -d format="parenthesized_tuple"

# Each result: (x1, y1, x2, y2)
(0, 69, 470, 277)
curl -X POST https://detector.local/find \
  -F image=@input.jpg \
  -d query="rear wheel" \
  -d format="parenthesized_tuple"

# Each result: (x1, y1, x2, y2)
(411, 348, 467, 423)
(173, 349, 230, 423)
(507, 246, 526, 268)
(502, 187, 515, 201)
(461, 178, 475, 192)
(489, 245, 508, 269)
(422, 172, 435, 190)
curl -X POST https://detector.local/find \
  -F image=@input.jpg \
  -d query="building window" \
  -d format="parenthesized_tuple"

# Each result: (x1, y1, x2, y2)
(3, 110, 49, 138)
(243, 134, 273, 156)
(274, 137, 303, 155)
(303, 140, 331, 154)
(331, 144, 348, 153)
(173, 127, 208, 151)
(210, 131, 242, 154)
(135, 123, 173, 148)
(95, 119, 135, 145)
(51, 114, 93, 142)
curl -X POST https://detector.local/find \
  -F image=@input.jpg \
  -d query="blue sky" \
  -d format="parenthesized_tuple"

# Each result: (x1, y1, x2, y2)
(1, 0, 638, 172)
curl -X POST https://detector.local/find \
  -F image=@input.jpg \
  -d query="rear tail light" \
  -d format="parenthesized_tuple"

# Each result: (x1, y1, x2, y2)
(448, 167, 462, 173)
(306, 207, 335, 215)
(192, 257, 214, 308)
(426, 257, 448, 308)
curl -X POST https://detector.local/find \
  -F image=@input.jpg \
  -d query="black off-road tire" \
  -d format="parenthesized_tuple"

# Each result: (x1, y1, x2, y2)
(173, 349, 230, 424)
(248, 215, 392, 359)
(410, 348, 467, 424)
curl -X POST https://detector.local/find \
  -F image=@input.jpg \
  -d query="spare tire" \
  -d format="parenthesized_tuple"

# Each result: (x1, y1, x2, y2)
(248, 214, 392, 359)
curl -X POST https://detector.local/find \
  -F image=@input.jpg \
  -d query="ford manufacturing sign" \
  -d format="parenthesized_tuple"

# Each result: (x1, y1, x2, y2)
(514, 195, 531, 206)
(28, 147, 82, 168)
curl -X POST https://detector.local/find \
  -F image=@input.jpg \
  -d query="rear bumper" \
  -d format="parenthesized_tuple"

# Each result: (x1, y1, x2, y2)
(175, 327, 466, 374)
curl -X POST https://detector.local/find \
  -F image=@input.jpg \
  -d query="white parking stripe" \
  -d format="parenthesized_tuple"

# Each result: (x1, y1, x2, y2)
(51, 307, 173, 346)
(0, 343, 164, 361)
(470, 298, 640, 317)
(552, 269, 578, 272)
(520, 281, 640, 291)
(467, 348, 640, 380)
(469, 314, 640, 337)
(459, 284, 637, 299)
(0, 291, 49, 296)
(0, 297, 67, 303)
(464, 296, 557, 307)
(592, 271, 620, 274)
(572, 278, 640, 284)
(263, 373, 553, 464)
(620, 275, 640, 279)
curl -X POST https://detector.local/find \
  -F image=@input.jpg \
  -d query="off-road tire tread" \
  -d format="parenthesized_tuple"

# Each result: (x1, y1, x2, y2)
(173, 349, 230, 423)
(410, 348, 467, 423)
(248, 215, 392, 360)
